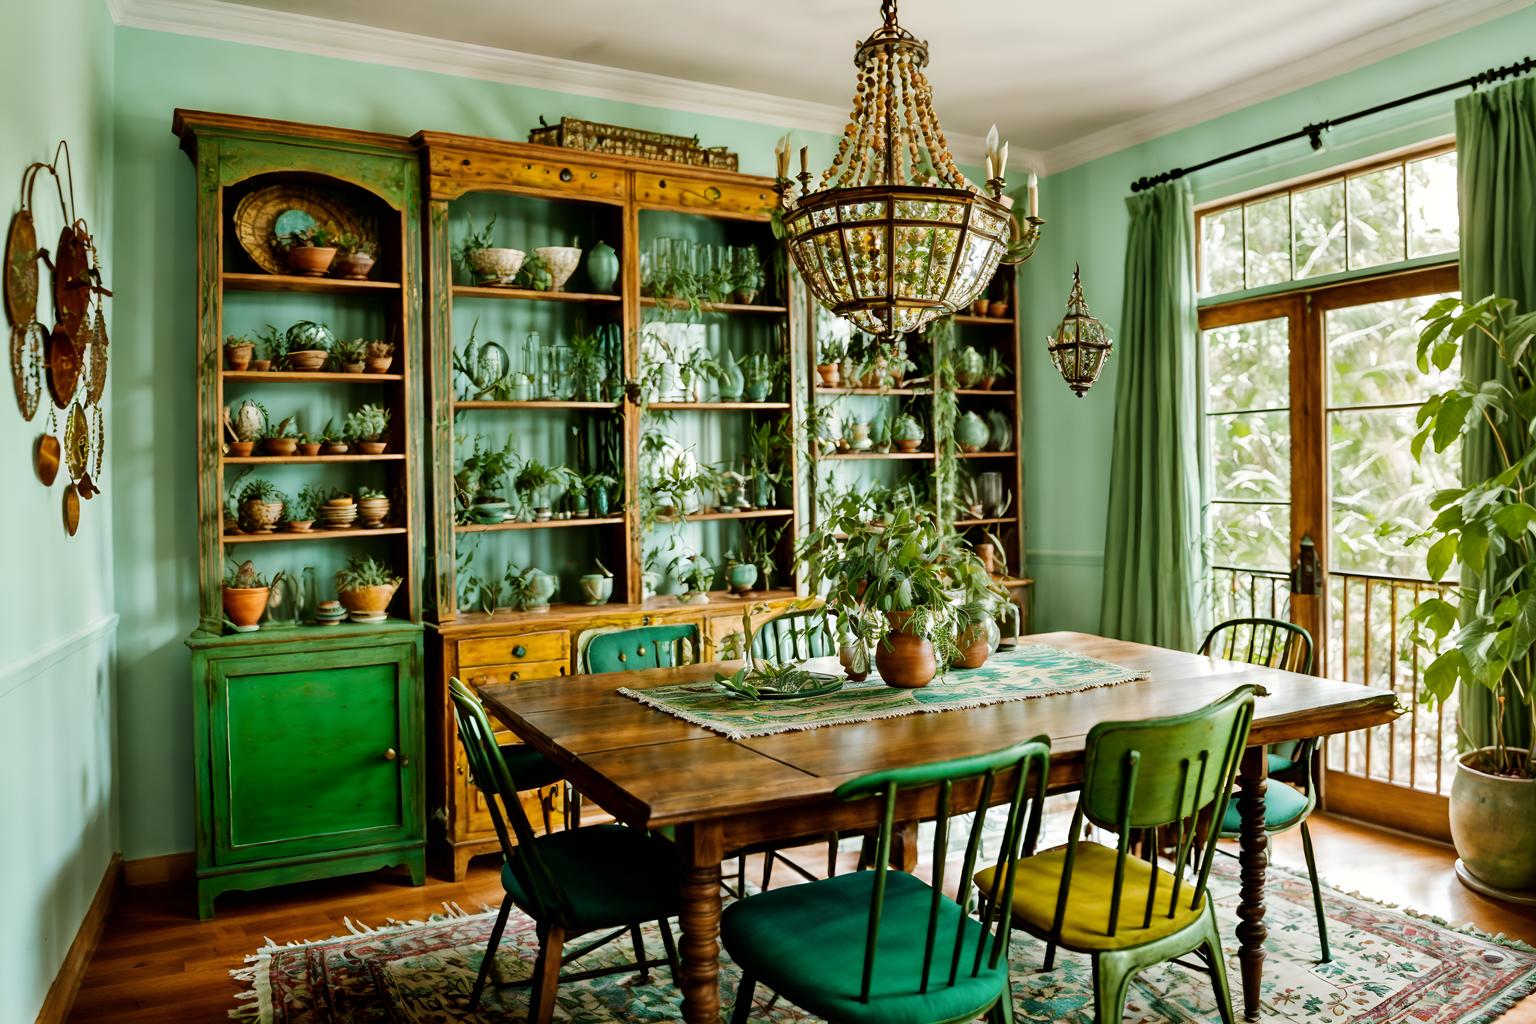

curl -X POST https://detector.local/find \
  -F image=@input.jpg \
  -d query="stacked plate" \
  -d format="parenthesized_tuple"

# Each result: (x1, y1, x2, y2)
(317, 501, 357, 530)
(314, 600, 347, 626)
(349, 609, 388, 625)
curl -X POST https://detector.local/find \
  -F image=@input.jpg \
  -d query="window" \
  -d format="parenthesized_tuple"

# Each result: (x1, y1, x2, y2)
(1198, 147, 1457, 297)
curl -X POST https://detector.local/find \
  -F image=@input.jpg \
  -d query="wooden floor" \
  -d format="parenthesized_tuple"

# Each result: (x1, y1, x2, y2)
(70, 813, 1536, 1022)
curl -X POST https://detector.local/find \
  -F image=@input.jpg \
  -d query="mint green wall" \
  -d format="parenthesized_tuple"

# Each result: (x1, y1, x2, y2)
(1018, 6, 1536, 634)
(0, 1, 116, 1018)
(109, 27, 842, 860)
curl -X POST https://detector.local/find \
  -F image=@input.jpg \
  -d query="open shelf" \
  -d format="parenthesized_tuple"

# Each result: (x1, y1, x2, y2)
(955, 517, 1016, 528)
(452, 285, 622, 304)
(641, 296, 788, 316)
(454, 400, 619, 411)
(958, 450, 1018, 459)
(955, 389, 1016, 397)
(649, 401, 791, 412)
(953, 314, 1014, 326)
(656, 508, 793, 523)
(223, 527, 408, 544)
(814, 386, 932, 397)
(456, 516, 626, 534)
(643, 587, 797, 611)
(222, 272, 401, 295)
(823, 451, 935, 461)
(223, 370, 404, 383)
(224, 453, 406, 464)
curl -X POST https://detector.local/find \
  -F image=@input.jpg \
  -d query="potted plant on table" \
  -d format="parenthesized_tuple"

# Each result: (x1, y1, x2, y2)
(457, 214, 525, 286)
(222, 559, 272, 631)
(942, 535, 1012, 669)
(799, 499, 962, 688)
(1407, 296, 1536, 898)
(335, 555, 400, 622)
(669, 550, 715, 604)
(279, 226, 337, 277)
(330, 233, 376, 280)
(346, 403, 391, 454)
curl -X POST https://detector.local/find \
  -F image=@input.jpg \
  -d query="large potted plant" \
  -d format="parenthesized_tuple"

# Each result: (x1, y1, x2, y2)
(335, 555, 400, 622)
(1408, 296, 1536, 896)
(799, 497, 960, 688)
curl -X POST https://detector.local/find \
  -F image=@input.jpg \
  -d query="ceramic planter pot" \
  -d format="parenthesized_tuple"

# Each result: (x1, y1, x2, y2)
(227, 440, 255, 457)
(339, 361, 365, 374)
(535, 246, 582, 291)
(745, 380, 772, 402)
(955, 346, 985, 388)
(239, 498, 281, 533)
(321, 441, 350, 455)
(579, 574, 614, 605)
(262, 437, 298, 457)
(953, 613, 1000, 669)
(283, 519, 314, 533)
(285, 349, 328, 372)
(586, 240, 619, 293)
(732, 288, 759, 305)
(337, 581, 398, 615)
(894, 438, 922, 453)
(356, 440, 388, 455)
(956, 411, 990, 453)
(728, 562, 759, 595)
(876, 611, 938, 688)
(224, 343, 253, 371)
(839, 639, 871, 682)
(222, 586, 269, 628)
(468, 247, 525, 285)
(526, 571, 557, 611)
(286, 246, 337, 277)
(988, 300, 1009, 318)
(470, 500, 510, 524)
(590, 487, 611, 518)
(297, 442, 321, 457)
(365, 355, 394, 373)
(817, 363, 841, 388)
(357, 497, 390, 528)
(250, 359, 272, 372)
(1450, 748, 1536, 892)
(331, 252, 375, 280)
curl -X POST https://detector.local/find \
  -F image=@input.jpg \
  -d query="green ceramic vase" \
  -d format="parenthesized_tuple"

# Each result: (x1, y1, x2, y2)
(586, 240, 619, 293)
(956, 411, 990, 452)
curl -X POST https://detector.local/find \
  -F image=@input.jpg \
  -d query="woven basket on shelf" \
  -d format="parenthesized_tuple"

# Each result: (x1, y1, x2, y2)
(232, 185, 373, 276)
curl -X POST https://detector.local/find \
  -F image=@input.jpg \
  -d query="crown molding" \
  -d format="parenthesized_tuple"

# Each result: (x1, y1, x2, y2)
(1036, 0, 1528, 175)
(107, 0, 1011, 163)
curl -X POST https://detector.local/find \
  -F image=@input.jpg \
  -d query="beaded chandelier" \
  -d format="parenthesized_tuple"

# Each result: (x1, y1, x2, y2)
(1046, 265, 1113, 397)
(774, 0, 1043, 338)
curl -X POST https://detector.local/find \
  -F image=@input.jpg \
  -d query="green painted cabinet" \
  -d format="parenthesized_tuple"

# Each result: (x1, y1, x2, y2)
(189, 626, 427, 919)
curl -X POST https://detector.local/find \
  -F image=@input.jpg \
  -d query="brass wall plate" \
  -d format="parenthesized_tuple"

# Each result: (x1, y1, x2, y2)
(4, 210, 37, 324)
(45, 323, 79, 407)
(62, 482, 80, 535)
(34, 432, 59, 485)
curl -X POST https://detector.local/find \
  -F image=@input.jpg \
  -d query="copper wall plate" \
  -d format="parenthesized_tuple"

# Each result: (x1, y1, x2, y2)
(83, 304, 107, 405)
(10, 320, 42, 420)
(52, 225, 89, 336)
(46, 324, 79, 407)
(62, 483, 80, 535)
(64, 401, 88, 479)
(34, 433, 59, 485)
(5, 210, 38, 325)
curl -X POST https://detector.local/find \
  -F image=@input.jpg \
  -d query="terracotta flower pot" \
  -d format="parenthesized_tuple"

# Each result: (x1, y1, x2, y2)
(285, 349, 328, 372)
(875, 611, 938, 688)
(321, 441, 350, 455)
(283, 519, 314, 533)
(1451, 748, 1536, 891)
(224, 344, 253, 370)
(227, 440, 255, 457)
(222, 586, 269, 628)
(816, 363, 841, 388)
(894, 439, 922, 453)
(953, 626, 992, 669)
(262, 437, 298, 457)
(250, 359, 272, 372)
(297, 442, 321, 457)
(988, 300, 1009, 319)
(286, 245, 337, 277)
(356, 440, 387, 455)
(365, 356, 394, 373)
(338, 582, 399, 616)
(339, 361, 364, 374)
(331, 251, 375, 280)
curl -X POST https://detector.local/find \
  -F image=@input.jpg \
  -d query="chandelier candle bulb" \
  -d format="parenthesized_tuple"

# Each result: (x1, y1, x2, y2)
(775, 134, 790, 180)
(1028, 171, 1039, 218)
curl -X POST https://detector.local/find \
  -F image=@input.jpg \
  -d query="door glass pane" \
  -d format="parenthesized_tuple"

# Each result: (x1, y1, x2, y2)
(1326, 293, 1459, 407)
(1210, 411, 1290, 501)
(1201, 207, 1245, 295)
(1243, 195, 1291, 287)
(1293, 180, 1346, 280)
(1347, 166, 1407, 270)
(1203, 316, 1289, 412)
(1210, 502, 1291, 571)
(1407, 151, 1459, 258)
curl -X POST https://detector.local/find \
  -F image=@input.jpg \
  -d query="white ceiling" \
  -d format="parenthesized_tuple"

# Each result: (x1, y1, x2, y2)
(114, 0, 1528, 171)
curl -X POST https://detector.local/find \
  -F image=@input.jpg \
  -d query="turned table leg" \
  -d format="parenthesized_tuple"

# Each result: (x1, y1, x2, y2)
(679, 822, 725, 1024)
(1235, 746, 1269, 1021)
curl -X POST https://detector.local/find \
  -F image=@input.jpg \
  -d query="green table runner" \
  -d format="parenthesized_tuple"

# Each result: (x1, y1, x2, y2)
(618, 643, 1148, 740)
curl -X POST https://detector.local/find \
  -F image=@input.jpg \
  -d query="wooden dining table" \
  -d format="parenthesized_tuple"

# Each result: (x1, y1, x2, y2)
(479, 630, 1401, 1022)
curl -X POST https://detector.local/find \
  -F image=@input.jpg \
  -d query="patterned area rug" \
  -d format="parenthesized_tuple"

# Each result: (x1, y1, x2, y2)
(619, 643, 1148, 739)
(233, 857, 1536, 1023)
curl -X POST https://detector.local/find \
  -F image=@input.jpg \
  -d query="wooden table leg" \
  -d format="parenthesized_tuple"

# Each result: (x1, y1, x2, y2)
(1235, 747, 1269, 1021)
(679, 822, 724, 1024)
(891, 819, 920, 872)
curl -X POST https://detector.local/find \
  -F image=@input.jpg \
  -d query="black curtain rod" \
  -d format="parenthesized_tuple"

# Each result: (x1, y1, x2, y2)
(1129, 55, 1536, 193)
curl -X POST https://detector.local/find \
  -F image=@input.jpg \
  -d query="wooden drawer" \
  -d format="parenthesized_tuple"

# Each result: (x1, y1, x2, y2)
(633, 172, 776, 218)
(454, 749, 563, 841)
(458, 630, 570, 669)
(460, 658, 568, 687)
(427, 147, 626, 202)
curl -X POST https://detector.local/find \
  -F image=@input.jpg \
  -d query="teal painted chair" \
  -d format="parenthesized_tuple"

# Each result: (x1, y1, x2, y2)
(723, 737, 1053, 1023)
(976, 686, 1257, 1024)
(449, 678, 681, 1021)
(750, 608, 836, 662)
(585, 623, 699, 673)
(1201, 617, 1330, 962)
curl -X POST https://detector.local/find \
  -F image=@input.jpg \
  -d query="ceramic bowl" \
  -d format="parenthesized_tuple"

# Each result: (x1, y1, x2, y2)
(286, 349, 328, 372)
(467, 247, 525, 285)
(535, 246, 582, 291)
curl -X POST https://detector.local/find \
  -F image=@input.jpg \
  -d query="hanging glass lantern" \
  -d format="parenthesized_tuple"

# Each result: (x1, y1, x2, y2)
(774, 0, 1043, 339)
(1047, 265, 1112, 397)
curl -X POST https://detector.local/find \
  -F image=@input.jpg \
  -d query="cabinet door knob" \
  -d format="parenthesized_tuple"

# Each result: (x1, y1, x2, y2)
(383, 748, 398, 761)
(510, 671, 520, 681)
(513, 644, 527, 658)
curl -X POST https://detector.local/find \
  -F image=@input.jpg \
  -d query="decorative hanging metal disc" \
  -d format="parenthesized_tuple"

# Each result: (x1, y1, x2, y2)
(10, 320, 43, 419)
(64, 400, 88, 480)
(52, 224, 90, 337)
(34, 432, 59, 485)
(83, 300, 107, 405)
(45, 323, 79, 408)
(61, 482, 80, 536)
(4, 209, 37, 324)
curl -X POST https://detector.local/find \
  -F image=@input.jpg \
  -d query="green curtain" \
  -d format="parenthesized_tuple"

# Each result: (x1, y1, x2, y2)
(1456, 77, 1536, 750)
(1099, 181, 1203, 650)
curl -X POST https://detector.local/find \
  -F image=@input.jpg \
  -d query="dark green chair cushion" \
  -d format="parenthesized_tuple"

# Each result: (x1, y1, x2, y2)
(1267, 751, 1296, 775)
(498, 741, 564, 791)
(1219, 778, 1310, 835)
(721, 870, 1006, 1024)
(502, 824, 681, 930)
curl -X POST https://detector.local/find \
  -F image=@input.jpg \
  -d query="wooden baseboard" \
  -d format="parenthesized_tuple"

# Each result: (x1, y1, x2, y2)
(35, 853, 121, 1024)
(1322, 771, 1452, 844)
(122, 852, 195, 886)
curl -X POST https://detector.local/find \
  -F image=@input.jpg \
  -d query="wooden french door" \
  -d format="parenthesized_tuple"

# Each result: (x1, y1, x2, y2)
(1199, 263, 1460, 839)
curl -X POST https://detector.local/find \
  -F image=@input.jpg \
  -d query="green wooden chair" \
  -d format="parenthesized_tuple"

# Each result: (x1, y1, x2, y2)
(585, 623, 699, 673)
(1201, 617, 1330, 962)
(448, 677, 681, 1021)
(723, 737, 1053, 1023)
(750, 608, 836, 662)
(975, 685, 1257, 1024)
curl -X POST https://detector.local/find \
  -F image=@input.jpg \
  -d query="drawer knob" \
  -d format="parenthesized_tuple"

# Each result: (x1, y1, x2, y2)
(705, 186, 722, 202)
(559, 168, 573, 182)
(383, 748, 397, 761)
(511, 671, 521, 681)
(513, 644, 527, 658)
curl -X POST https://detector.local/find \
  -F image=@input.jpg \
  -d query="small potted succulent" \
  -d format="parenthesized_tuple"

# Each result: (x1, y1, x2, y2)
(222, 559, 272, 631)
(332, 337, 368, 374)
(346, 403, 391, 455)
(980, 349, 1011, 391)
(251, 324, 283, 373)
(330, 233, 376, 280)
(892, 413, 925, 453)
(283, 320, 334, 371)
(365, 340, 395, 374)
(279, 226, 337, 277)
(223, 333, 254, 371)
(578, 559, 614, 606)
(356, 485, 390, 528)
(318, 419, 349, 456)
(260, 415, 300, 457)
(335, 555, 400, 622)
(816, 336, 845, 388)
(296, 433, 321, 457)
(282, 484, 323, 533)
(237, 479, 284, 534)
(456, 214, 525, 286)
